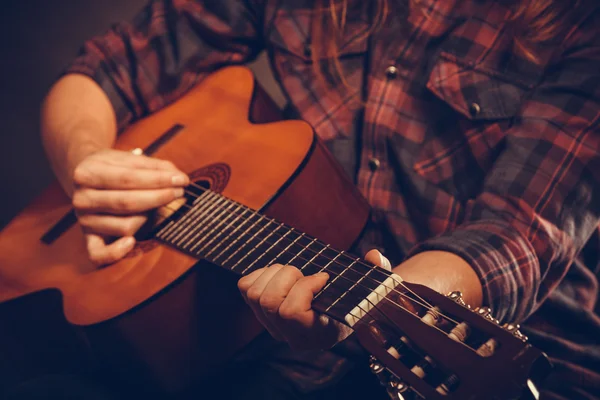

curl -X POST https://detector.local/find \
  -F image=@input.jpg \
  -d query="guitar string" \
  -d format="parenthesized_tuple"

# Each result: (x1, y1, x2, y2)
(155, 197, 437, 315)
(160, 186, 461, 327)
(149, 210, 432, 339)
(178, 183, 439, 313)
(152, 201, 460, 338)
(153, 191, 461, 328)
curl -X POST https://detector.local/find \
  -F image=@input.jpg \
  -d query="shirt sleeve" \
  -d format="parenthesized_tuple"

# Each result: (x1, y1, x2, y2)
(64, 0, 265, 131)
(409, 20, 600, 323)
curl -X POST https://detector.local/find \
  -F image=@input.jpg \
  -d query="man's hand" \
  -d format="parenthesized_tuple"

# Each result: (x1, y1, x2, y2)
(71, 149, 189, 266)
(237, 249, 391, 350)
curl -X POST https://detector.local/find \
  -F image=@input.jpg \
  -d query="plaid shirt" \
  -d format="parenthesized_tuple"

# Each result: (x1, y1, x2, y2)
(65, 0, 600, 398)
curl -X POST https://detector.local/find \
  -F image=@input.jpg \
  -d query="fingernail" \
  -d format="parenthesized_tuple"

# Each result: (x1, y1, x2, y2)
(379, 252, 392, 270)
(316, 272, 329, 279)
(173, 188, 185, 197)
(171, 175, 188, 186)
(121, 237, 135, 249)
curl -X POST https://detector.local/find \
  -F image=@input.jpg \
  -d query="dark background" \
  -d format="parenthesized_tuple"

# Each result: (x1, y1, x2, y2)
(0, 0, 146, 229)
(0, 0, 283, 230)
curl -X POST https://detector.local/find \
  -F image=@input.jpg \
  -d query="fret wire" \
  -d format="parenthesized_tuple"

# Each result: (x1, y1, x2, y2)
(158, 192, 443, 322)
(323, 257, 364, 312)
(316, 251, 342, 275)
(221, 219, 277, 267)
(229, 222, 285, 272)
(158, 190, 215, 240)
(163, 191, 220, 242)
(205, 210, 261, 260)
(187, 197, 250, 253)
(172, 196, 229, 246)
(298, 244, 329, 272)
(177, 192, 426, 312)
(263, 230, 305, 267)
(194, 206, 252, 256)
(240, 226, 294, 274)
(209, 213, 265, 262)
(161, 205, 448, 327)
(182, 200, 238, 251)
(286, 235, 316, 266)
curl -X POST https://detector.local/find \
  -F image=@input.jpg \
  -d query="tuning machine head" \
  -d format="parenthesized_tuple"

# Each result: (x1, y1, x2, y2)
(447, 291, 466, 306)
(503, 323, 528, 342)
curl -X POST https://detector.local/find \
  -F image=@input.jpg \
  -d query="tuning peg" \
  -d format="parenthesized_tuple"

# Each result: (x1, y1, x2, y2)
(369, 356, 385, 373)
(447, 291, 466, 306)
(436, 374, 460, 396)
(474, 306, 494, 320)
(448, 321, 470, 343)
(387, 379, 410, 399)
(369, 356, 391, 388)
(514, 330, 528, 342)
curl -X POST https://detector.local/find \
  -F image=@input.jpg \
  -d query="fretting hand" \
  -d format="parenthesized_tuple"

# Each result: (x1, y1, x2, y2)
(237, 249, 392, 350)
(71, 149, 189, 266)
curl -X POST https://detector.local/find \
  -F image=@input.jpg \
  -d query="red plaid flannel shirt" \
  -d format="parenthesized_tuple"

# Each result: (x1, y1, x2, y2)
(65, 0, 600, 397)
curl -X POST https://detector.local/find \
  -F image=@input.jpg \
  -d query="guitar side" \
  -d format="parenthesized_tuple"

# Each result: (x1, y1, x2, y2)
(0, 66, 370, 395)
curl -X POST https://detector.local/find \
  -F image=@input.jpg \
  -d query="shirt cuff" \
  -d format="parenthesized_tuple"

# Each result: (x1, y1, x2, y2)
(407, 219, 540, 323)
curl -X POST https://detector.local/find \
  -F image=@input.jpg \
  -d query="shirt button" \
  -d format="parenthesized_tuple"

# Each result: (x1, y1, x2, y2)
(385, 65, 398, 79)
(368, 157, 381, 171)
(469, 102, 481, 117)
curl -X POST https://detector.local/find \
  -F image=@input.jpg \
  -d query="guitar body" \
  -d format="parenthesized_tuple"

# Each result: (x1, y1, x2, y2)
(0, 67, 370, 395)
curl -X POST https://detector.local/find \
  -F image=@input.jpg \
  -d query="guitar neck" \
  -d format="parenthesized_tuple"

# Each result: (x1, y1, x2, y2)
(154, 188, 397, 325)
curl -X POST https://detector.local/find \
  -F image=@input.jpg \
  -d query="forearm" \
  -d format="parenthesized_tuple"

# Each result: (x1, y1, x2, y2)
(41, 73, 117, 196)
(393, 250, 483, 309)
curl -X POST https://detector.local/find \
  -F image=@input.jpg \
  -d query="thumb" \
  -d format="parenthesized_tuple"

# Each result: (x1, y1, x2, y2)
(364, 249, 392, 271)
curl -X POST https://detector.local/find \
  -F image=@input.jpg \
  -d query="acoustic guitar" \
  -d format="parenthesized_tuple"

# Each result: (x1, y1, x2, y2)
(0, 66, 550, 399)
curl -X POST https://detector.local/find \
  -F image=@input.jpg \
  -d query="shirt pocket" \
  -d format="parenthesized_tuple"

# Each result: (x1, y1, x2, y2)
(413, 52, 530, 198)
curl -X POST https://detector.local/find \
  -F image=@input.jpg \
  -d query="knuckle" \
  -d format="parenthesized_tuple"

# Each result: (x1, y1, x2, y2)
(278, 302, 298, 320)
(116, 196, 136, 212)
(237, 277, 251, 293)
(77, 214, 93, 228)
(72, 190, 90, 210)
(72, 164, 92, 185)
(259, 294, 280, 314)
(117, 173, 134, 187)
(281, 265, 302, 277)
(246, 287, 263, 303)
(266, 263, 284, 271)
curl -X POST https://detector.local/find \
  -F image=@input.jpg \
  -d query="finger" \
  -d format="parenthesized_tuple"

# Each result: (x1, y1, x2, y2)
(73, 163, 189, 190)
(278, 272, 329, 326)
(102, 152, 181, 171)
(85, 234, 136, 266)
(260, 265, 304, 316)
(78, 213, 147, 237)
(364, 249, 392, 271)
(277, 272, 332, 348)
(237, 265, 287, 340)
(237, 265, 283, 300)
(73, 188, 184, 214)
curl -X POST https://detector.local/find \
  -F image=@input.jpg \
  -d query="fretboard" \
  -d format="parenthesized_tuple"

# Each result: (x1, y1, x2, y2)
(154, 189, 394, 324)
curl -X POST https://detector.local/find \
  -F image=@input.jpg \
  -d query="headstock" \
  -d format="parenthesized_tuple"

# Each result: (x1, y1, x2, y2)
(351, 283, 551, 400)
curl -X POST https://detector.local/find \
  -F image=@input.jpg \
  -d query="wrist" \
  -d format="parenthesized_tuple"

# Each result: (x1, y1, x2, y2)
(392, 250, 483, 308)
